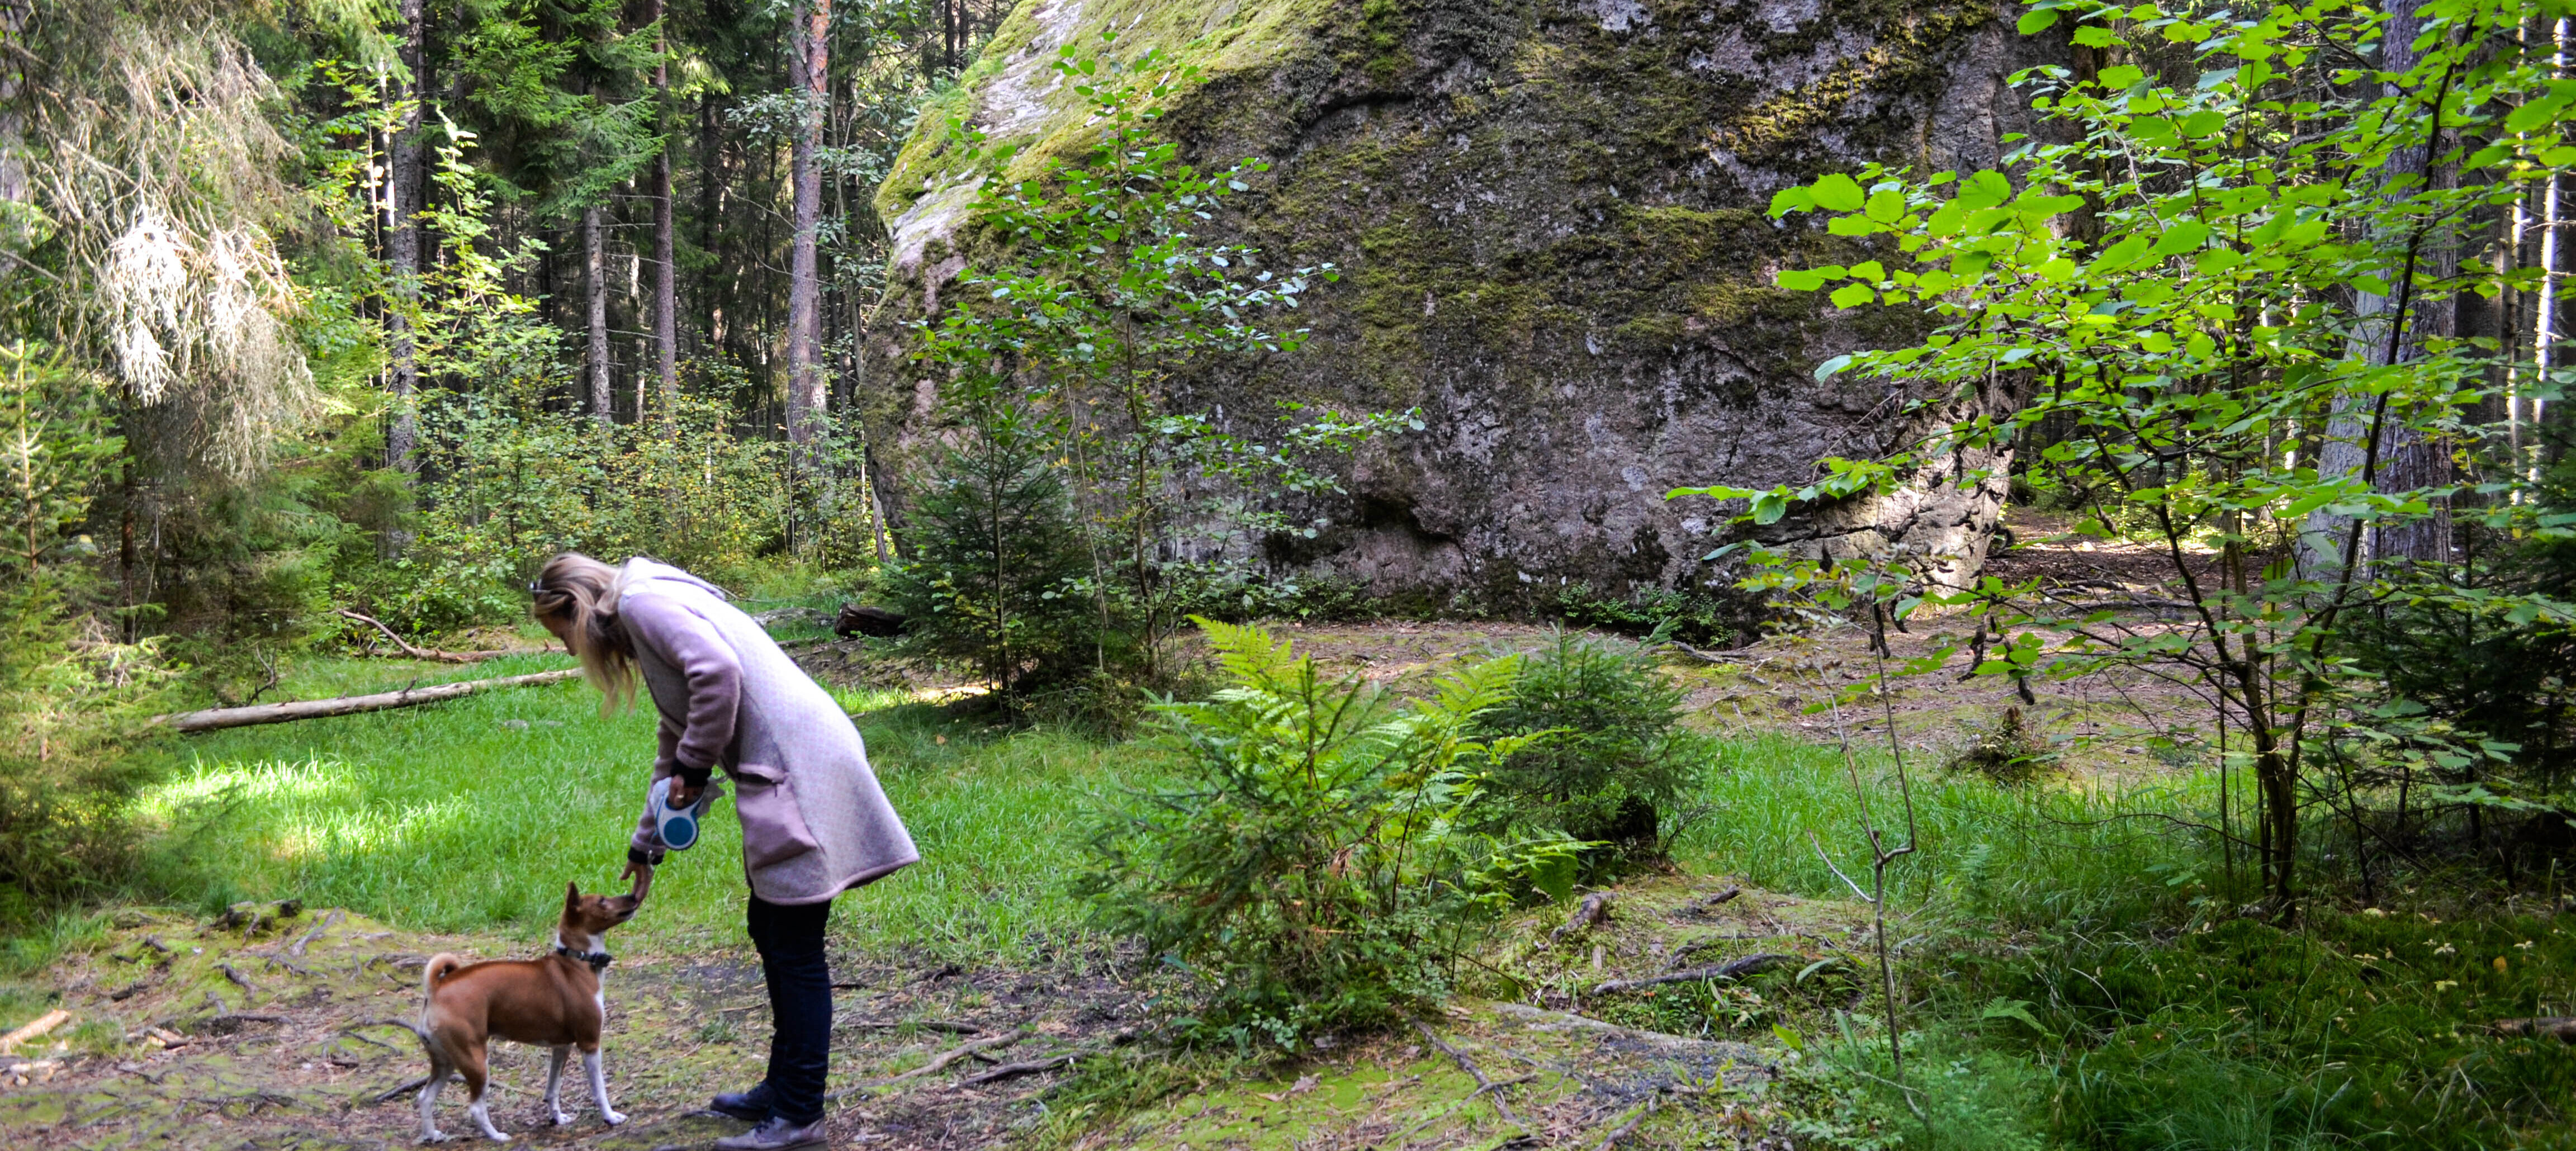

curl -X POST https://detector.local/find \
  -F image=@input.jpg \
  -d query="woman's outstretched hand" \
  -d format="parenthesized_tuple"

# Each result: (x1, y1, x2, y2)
(621, 856, 656, 891)
(666, 780, 702, 809)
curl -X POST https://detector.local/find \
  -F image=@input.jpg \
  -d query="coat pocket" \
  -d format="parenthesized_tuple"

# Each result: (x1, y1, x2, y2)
(730, 763, 821, 869)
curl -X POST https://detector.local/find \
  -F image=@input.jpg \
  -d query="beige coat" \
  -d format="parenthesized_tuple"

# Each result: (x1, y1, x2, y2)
(620, 559, 917, 903)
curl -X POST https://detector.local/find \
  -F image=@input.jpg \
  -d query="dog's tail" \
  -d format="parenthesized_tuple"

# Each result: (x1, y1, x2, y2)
(422, 953, 466, 999)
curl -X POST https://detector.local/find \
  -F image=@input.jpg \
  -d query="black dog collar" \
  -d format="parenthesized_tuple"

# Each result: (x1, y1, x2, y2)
(554, 945, 613, 973)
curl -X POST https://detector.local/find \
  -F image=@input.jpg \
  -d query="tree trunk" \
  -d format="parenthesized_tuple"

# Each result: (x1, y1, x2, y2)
(652, 0, 679, 415)
(784, 0, 830, 447)
(585, 202, 612, 423)
(2305, 2, 2455, 575)
(387, 0, 427, 473)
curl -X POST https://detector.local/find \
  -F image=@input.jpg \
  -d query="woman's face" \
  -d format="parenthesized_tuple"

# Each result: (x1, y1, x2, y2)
(537, 611, 576, 651)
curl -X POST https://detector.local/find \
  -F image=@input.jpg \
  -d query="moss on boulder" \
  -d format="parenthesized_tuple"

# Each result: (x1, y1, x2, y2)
(869, 0, 2055, 608)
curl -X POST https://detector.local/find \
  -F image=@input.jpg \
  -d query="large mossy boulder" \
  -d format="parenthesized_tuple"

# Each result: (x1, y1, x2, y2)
(868, 0, 2051, 609)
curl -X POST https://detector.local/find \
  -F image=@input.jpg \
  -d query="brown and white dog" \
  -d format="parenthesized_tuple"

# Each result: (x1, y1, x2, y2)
(407, 874, 647, 1143)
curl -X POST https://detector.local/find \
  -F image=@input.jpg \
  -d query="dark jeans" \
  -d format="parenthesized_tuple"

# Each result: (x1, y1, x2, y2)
(745, 894, 832, 1124)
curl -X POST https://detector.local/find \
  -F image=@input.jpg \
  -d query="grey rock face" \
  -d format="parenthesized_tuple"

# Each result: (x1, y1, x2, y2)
(870, 0, 2052, 609)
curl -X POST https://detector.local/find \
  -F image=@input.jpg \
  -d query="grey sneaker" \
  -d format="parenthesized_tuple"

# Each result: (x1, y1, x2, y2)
(712, 1115, 826, 1150)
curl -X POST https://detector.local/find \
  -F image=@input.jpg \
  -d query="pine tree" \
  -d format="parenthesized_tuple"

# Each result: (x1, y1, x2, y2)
(881, 389, 1093, 694)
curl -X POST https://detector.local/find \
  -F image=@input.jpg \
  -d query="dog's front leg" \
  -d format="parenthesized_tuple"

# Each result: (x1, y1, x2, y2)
(582, 1047, 626, 1126)
(544, 1045, 575, 1126)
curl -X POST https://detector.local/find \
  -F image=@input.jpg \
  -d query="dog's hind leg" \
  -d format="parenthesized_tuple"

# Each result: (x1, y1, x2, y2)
(543, 1045, 574, 1126)
(580, 1044, 625, 1126)
(416, 1054, 454, 1144)
(456, 1048, 507, 1143)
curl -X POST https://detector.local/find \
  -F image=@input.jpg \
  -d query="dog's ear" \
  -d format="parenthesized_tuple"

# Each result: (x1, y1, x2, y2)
(564, 880, 581, 912)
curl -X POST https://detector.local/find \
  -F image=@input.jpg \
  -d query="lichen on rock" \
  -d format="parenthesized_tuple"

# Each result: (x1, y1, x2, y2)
(868, 0, 2055, 609)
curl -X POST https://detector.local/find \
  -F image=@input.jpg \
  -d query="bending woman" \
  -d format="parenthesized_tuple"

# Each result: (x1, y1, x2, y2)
(531, 553, 917, 1150)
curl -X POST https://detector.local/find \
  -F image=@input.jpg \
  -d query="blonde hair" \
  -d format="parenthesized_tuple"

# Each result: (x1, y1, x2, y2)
(530, 552, 637, 712)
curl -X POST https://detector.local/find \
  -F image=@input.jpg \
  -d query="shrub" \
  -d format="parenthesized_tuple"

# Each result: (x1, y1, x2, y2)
(881, 392, 1097, 694)
(1471, 629, 1715, 871)
(0, 350, 164, 908)
(1077, 618, 1554, 1050)
(1945, 705, 2051, 787)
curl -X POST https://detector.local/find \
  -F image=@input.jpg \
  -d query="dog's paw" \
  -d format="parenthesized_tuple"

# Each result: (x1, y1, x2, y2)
(600, 1110, 627, 1127)
(550, 1111, 575, 1127)
(419, 1131, 451, 1145)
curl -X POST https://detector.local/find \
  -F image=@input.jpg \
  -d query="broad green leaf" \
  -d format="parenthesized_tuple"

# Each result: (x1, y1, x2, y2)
(1768, 187, 1816, 216)
(1865, 188, 1907, 222)
(2072, 24, 2116, 46)
(1812, 173, 1867, 212)
(2099, 64, 2146, 89)
(1830, 283, 1876, 308)
(2151, 220, 2210, 255)
(2017, 8, 2060, 34)
(1776, 268, 1827, 291)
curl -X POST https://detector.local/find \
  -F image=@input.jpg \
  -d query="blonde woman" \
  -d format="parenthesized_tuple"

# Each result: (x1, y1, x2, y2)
(530, 553, 917, 1150)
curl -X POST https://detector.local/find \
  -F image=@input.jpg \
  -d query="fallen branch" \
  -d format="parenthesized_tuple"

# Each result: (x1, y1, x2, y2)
(219, 963, 257, 992)
(153, 669, 581, 734)
(837, 1019, 981, 1035)
(1549, 892, 1614, 949)
(1593, 1093, 1660, 1151)
(824, 1031, 1024, 1100)
(1412, 1019, 1525, 1130)
(335, 609, 510, 663)
(2493, 1017, 2576, 1041)
(957, 1054, 1077, 1087)
(289, 910, 343, 957)
(1592, 953, 1796, 997)
(0, 1009, 70, 1053)
(1680, 886, 1742, 916)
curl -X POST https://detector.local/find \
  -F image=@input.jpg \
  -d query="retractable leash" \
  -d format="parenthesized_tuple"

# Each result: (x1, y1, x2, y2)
(647, 775, 716, 851)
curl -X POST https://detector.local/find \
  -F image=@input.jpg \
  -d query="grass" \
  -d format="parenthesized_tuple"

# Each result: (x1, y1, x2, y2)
(131, 653, 1155, 958)
(53, 642, 2576, 1149)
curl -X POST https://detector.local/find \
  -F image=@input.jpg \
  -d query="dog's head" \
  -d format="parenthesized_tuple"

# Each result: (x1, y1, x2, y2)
(560, 878, 644, 939)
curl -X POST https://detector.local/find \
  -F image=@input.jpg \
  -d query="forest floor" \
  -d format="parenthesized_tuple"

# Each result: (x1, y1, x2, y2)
(0, 509, 2346, 1149)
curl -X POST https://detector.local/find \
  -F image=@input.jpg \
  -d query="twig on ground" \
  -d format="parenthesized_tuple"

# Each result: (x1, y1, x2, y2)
(824, 1030, 1024, 1100)
(219, 963, 257, 992)
(1593, 953, 1796, 996)
(1548, 892, 1614, 949)
(1412, 1019, 1525, 1129)
(374, 1073, 458, 1102)
(837, 1019, 981, 1035)
(288, 910, 343, 956)
(957, 1053, 1077, 1086)
(1681, 886, 1742, 916)
(1592, 1093, 1660, 1151)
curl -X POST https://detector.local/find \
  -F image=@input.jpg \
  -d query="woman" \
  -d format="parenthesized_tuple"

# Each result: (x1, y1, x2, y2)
(531, 553, 917, 1150)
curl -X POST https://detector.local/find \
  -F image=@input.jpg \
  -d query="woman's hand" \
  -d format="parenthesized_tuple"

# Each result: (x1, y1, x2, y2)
(666, 780, 703, 809)
(620, 856, 655, 893)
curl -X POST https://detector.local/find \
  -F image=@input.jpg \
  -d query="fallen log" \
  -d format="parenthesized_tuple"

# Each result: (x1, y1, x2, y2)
(153, 669, 581, 735)
(2492, 1017, 2576, 1041)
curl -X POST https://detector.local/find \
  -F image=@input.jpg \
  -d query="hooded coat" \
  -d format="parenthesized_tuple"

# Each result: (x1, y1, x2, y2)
(618, 558, 917, 903)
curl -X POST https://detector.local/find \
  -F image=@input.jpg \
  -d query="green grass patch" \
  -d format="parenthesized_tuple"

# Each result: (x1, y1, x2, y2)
(131, 656, 1155, 958)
